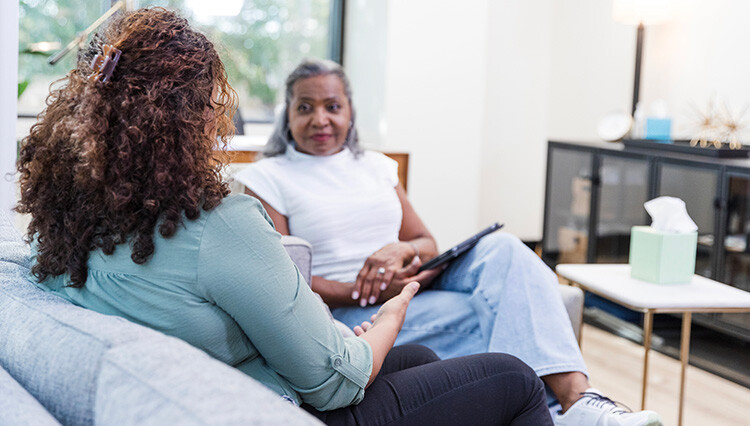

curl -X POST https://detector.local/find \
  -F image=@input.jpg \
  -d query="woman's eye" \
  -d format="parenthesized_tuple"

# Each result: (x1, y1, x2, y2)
(297, 104, 311, 112)
(327, 104, 341, 112)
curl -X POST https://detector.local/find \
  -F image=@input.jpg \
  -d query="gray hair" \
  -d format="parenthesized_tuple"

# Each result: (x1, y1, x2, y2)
(264, 58, 361, 157)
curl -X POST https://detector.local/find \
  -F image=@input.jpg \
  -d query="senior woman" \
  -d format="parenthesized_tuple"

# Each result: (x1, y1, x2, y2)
(17, 8, 552, 426)
(235, 58, 663, 426)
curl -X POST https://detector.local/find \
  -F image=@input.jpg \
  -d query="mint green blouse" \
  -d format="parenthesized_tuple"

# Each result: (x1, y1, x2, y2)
(33, 194, 373, 410)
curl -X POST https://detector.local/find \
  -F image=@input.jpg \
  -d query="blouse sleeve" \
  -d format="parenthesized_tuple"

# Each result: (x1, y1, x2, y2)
(368, 152, 399, 188)
(232, 161, 288, 215)
(196, 195, 372, 410)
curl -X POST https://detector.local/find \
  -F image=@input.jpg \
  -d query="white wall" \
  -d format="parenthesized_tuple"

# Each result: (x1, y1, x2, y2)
(546, 0, 750, 142)
(640, 0, 750, 136)
(1, 1, 19, 217)
(346, 0, 490, 248)
(479, 0, 554, 240)
(346, 0, 750, 244)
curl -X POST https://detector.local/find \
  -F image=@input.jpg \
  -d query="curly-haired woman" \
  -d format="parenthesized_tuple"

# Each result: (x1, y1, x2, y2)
(17, 8, 552, 425)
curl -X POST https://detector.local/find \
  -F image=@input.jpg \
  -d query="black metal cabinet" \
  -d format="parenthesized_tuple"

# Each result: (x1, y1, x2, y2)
(542, 142, 653, 267)
(543, 140, 750, 340)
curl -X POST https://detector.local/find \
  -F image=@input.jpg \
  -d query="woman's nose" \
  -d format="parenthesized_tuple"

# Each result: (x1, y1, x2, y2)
(311, 108, 329, 127)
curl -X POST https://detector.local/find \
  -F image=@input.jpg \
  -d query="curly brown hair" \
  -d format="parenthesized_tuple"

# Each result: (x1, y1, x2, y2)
(16, 8, 237, 287)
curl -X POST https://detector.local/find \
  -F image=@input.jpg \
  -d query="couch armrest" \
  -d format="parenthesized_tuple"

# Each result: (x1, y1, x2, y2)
(558, 284, 584, 344)
(280, 236, 312, 284)
(281, 236, 355, 338)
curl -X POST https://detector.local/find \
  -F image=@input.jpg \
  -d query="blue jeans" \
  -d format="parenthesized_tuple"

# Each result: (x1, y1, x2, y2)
(332, 233, 588, 379)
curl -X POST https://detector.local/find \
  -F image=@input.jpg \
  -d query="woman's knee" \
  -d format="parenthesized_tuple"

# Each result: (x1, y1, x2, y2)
(472, 233, 553, 279)
(474, 232, 526, 258)
(381, 344, 441, 374)
(390, 344, 440, 364)
(482, 353, 545, 390)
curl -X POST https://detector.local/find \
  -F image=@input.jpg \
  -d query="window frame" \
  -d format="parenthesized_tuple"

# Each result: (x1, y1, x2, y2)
(17, 0, 346, 128)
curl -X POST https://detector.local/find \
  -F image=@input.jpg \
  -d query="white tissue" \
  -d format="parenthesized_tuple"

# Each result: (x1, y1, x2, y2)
(649, 99, 669, 118)
(644, 196, 698, 233)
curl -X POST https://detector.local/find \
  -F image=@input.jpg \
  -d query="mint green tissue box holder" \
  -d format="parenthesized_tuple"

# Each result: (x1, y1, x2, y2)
(628, 226, 697, 284)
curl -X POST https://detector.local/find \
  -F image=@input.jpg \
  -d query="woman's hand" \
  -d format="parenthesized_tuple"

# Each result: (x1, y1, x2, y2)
(377, 260, 446, 302)
(352, 242, 416, 307)
(354, 282, 419, 337)
(355, 282, 420, 387)
(352, 315, 376, 336)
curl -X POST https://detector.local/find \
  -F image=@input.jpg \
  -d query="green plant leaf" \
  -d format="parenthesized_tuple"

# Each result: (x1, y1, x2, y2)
(18, 80, 29, 98)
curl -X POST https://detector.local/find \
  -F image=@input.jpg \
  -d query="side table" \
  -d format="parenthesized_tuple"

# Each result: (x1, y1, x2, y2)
(555, 264, 750, 426)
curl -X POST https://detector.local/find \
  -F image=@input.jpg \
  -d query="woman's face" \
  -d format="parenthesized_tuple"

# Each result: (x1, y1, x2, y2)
(288, 74, 352, 156)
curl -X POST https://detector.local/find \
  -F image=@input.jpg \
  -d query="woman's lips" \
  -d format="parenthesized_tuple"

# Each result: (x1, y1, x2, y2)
(311, 134, 332, 142)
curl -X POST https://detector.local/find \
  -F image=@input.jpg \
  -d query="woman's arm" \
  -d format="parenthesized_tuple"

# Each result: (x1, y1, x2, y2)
(395, 183, 439, 261)
(353, 183, 439, 306)
(245, 188, 289, 235)
(310, 276, 359, 308)
(245, 187, 362, 308)
(357, 282, 420, 387)
(198, 197, 374, 410)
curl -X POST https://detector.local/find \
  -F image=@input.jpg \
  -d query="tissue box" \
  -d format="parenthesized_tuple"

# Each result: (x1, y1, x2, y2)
(645, 118, 672, 141)
(629, 226, 697, 284)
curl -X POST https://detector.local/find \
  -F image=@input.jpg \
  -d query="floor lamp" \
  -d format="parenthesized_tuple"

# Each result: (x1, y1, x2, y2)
(612, 0, 672, 117)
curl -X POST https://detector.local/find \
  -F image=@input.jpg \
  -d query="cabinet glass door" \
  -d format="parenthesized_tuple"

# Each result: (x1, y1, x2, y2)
(543, 147, 593, 266)
(657, 162, 720, 278)
(594, 155, 651, 263)
(720, 174, 750, 335)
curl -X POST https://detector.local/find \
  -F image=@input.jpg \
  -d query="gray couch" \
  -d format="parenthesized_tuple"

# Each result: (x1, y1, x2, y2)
(0, 209, 583, 425)
(0, 211, 321, 426)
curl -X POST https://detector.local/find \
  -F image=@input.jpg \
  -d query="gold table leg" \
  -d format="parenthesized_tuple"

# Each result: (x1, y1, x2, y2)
(641, 310, 653, 410)
(678, 312, 692, 426)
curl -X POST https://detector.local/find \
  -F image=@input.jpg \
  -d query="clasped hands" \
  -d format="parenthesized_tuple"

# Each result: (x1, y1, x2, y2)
(351, 242, 443, 307)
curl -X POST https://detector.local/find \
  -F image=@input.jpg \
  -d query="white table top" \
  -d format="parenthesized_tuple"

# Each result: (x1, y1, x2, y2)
(555, 264, 750, 312)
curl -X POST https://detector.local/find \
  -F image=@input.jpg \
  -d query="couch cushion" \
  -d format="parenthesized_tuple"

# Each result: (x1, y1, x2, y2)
(0, 364, 60, 426)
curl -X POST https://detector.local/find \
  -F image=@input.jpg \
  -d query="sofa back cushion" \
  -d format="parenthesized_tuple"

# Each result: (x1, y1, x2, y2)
(0, 364, 60, 426)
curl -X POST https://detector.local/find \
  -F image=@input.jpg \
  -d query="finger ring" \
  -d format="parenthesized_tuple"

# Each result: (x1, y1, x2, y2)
(377, 267, 386, 275)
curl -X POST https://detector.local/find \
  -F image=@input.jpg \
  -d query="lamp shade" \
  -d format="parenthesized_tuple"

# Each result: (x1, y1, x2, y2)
(613, 0, 673, 25)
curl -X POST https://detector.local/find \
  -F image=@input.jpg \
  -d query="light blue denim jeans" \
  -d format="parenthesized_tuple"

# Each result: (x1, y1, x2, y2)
(332, 232, 588, 381)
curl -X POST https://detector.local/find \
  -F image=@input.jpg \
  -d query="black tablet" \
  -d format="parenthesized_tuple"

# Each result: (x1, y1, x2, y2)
(417, 223, 504, 273)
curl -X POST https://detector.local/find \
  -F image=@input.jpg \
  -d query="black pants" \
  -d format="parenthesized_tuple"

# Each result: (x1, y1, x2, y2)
(303, 345, 553, 426)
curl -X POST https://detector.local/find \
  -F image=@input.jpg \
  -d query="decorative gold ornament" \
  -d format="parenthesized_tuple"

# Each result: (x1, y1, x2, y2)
(688, 100, 748, 150)
(717, 105, 748, 150)
(688, 99, 720, 148)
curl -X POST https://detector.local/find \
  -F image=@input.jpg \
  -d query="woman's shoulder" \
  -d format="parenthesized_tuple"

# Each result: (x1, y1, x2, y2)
(359, 150, 398, 183)
(360, 150, 396, 166)
(233, 154, 292, 183)
(210, 194, 266, 218)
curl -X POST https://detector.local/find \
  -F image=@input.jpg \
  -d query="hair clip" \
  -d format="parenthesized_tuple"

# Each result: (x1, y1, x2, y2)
(89, 44, 122, 83)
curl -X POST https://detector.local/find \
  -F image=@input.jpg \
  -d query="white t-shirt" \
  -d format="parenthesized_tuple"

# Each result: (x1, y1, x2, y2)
(233, 146, 403, 283)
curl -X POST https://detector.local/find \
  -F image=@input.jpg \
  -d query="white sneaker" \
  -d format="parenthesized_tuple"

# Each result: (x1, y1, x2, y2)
(554, 388, 663, 426)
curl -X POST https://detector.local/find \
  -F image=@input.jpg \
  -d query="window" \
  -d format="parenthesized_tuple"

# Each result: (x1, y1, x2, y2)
(17, 0, 343, 139)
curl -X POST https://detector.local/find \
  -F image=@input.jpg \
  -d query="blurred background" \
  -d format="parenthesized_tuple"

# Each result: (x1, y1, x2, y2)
(5, 0, 750, 249)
